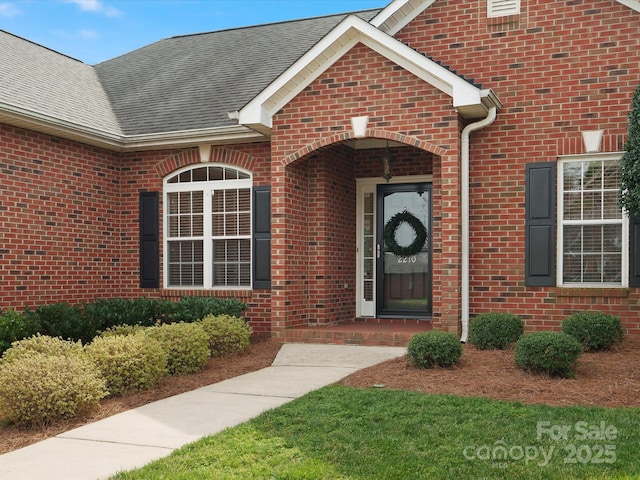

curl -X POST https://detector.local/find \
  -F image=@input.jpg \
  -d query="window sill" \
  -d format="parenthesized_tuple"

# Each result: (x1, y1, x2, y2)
(554, 287, 628, 298)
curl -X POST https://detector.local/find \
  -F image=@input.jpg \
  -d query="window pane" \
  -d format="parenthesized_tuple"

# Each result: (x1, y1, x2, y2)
(209, 167, 224, 180)
(168, 192, 179, 215)
(582, 163, 602, 190)
(583, 192, 602, 220)
(603, 161, 620, 189)
(563, 192, 582, 220)
(603, 254, 621, 283)
(603, 191, 622, 219)
(167, 240, 203, 287)
(192, 167, 208, 182)
(603, 224, 622, 253)
(179, 170, 191, 183)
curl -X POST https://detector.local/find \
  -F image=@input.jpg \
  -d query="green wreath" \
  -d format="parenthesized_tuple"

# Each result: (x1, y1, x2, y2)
(383, 210, 427, 256)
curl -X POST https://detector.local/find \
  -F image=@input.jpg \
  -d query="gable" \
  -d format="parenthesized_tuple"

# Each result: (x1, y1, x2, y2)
(238, 14, 500, 135)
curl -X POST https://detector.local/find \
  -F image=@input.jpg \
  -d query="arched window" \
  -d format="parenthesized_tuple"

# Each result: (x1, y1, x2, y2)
(164, 165, 252, 288)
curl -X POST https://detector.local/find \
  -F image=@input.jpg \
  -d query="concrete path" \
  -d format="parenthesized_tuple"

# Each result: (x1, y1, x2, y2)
(0, 343, 405, 480)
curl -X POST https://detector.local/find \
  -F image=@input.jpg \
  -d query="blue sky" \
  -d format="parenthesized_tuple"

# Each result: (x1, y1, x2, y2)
(0, 0, 385, 64)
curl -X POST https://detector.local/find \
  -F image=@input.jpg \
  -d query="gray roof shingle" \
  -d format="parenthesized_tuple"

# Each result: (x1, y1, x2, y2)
(1, 9, 380, 139)
(94, 10, 380, 136)
(0, 30, 122, 135)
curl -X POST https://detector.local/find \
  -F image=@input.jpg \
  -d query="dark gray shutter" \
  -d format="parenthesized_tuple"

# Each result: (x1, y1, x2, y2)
(525, 162, 556, 286)
(139, 191, 160, 288)
(630, 216, 640, 287)
(253, 186, 271, 289)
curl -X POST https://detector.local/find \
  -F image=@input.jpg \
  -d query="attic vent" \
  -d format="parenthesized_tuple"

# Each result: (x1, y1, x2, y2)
(487, 0, 520, 18)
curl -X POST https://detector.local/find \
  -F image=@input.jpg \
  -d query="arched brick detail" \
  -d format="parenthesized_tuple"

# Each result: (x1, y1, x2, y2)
(155, 149, 199, 178)
(155, 147, 257, 178)
(281, 130, 448, 167)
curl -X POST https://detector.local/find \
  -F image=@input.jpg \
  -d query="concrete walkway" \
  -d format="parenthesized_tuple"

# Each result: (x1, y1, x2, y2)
(0, 343, 405, 480)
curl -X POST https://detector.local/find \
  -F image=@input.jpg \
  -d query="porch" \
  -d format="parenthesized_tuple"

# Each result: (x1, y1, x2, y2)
(275, 318, 432, 347)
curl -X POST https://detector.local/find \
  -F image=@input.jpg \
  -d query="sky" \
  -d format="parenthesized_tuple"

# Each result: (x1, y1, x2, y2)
(0, 0, 386, 64)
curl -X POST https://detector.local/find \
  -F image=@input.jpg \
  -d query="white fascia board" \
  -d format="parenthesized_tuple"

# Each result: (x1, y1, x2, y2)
(0, 101, 265, 152)
(238, 15, 485, 130)
(371, 0, 436, 36)
(616, 0, 640, 13)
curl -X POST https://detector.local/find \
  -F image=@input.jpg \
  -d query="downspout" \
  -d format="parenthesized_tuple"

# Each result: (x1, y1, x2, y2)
(460, 106, 497, 343)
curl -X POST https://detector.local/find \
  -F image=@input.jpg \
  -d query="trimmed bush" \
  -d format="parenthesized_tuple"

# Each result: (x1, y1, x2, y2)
(407, 331, 462, 369)
(0, 352, 107, 426)
(85, 334, 167, 396)
(99, 324, 148, 338)
(469, 312, 524, 349)
(144, 322, 210, 375)
(170, 296, 247, 323)
(1, 334, 83, 364)
(27, 302, 99, 344)
(561, 311, 624, 352)
(0, 309, 40, 357)
(200, 314, 252, 357)
(515, 332, 583, 378)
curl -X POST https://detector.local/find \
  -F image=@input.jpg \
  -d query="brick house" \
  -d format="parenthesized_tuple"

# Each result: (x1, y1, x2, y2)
(1, 0, 639, 344)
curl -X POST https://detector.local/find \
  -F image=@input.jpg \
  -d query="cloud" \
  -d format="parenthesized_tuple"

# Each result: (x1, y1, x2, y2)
(0, 2, 22, 17)
(64, 0, 122, 17)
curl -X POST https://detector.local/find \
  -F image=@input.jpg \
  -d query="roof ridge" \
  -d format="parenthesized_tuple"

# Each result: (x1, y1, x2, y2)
(169, 8, 382, 40)
(0, 29, 84, 64)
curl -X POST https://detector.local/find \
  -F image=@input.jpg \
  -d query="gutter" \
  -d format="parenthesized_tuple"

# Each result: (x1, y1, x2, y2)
(460, 105, 497, 343)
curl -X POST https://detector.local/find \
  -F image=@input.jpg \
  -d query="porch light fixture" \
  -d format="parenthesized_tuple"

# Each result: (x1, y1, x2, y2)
(382, 141, 393, 182)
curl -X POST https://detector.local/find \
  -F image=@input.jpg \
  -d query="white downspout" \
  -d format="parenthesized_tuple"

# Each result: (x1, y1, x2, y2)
(460, 106, 497, 343)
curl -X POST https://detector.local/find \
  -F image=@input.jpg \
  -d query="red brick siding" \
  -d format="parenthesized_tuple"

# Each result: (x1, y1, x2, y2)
(397, 0, 640, 334)
(0, 124, 122, 308)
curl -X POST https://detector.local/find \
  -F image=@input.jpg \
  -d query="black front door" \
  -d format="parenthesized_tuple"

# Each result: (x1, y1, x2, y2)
(376, 183, 432, 318)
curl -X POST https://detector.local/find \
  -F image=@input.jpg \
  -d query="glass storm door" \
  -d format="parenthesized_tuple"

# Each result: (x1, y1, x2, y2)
(376, 183, 432, 318)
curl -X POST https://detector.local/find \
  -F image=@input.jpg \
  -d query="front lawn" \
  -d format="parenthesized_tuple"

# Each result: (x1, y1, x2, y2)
(111, 386, 640, 479)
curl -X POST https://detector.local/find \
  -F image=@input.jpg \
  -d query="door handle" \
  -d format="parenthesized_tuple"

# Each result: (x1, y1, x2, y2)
(377, 244, 381, 258)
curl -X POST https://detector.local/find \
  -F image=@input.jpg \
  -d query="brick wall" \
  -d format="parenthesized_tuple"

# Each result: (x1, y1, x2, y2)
(270, 42, 461, 332)
(397, 0, 640, 334)
(0, 127, 274, 333)
(0, 124, 122, 308)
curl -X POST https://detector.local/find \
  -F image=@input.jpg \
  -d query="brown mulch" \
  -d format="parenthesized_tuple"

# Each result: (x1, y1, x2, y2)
(1, 336, 639, 456)
(341, 336, 640, 409)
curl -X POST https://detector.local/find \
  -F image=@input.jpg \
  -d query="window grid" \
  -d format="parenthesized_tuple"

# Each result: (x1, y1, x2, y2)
(164, 165, 252, 289)
(560, 158, 625, 286)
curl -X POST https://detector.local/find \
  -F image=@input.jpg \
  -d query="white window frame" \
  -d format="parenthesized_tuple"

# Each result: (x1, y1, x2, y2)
(557, 154, 628, 288)
(163, 164, 252, 290)
(487, 0, 520, 18)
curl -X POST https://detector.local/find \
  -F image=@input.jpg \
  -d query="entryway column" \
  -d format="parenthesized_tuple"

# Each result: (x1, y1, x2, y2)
(434, 151, 461, 333)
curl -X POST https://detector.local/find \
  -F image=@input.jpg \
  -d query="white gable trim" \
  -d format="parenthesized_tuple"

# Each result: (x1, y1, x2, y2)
(370, 0, 436, 36)
(238, 15, 498, 134)
(616, 0, 640, 13)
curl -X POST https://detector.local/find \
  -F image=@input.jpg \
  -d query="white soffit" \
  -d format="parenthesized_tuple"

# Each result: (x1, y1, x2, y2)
(616, 0, 640, 13)
(371, 0, 436, 36)
(238, 15, 491, 133)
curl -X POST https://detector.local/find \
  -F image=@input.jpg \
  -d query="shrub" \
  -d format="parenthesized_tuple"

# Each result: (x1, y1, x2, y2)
(83, 298, 175, 331)
(200, 314, 252, 357)
(469, 312, 524, 349)
(85, 334, 167, 396)
(515, 332, 583, 378)
(407, 331, 462, 369)
(144, 322, 210, 375)
(0, 309, 40, 356)
(99, 324, 148, 338)
(28, 302, 98, 344)
(1, 334, 83, 364)
(170, 296, 247, 323)
(0, 352, 107, 426)
(561, 311, 624, 352)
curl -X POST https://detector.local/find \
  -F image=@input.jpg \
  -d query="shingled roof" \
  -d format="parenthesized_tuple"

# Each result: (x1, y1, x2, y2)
(0, 30, 122, 136)
(0, 9, 380, 143)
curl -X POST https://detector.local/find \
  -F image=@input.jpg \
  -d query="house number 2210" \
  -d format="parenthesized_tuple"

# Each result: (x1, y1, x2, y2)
(397, 256, 417, 263)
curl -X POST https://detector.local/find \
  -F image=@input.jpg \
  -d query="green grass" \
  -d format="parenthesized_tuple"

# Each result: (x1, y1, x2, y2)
(111, 386, 640, 479)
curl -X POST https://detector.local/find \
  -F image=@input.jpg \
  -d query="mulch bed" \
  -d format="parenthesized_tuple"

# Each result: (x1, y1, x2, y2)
(341, 337, 640, 409)
(1, 336, 638, 456)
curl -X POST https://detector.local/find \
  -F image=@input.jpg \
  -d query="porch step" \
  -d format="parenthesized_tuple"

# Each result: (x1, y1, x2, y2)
(276, 320, 431, 347)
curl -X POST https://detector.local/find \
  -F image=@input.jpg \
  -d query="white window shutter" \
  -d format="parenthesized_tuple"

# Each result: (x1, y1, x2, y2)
(488, 0, 520, 18)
